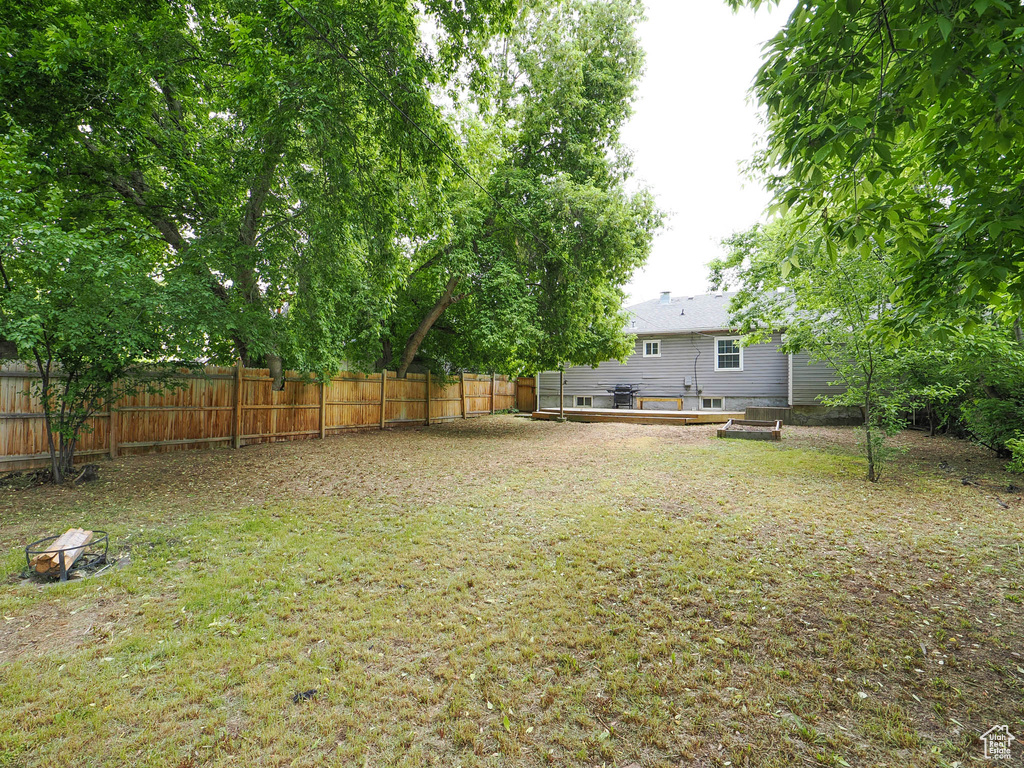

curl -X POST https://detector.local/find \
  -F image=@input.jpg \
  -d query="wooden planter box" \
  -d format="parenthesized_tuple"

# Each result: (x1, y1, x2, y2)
(716, 419, 782, 441)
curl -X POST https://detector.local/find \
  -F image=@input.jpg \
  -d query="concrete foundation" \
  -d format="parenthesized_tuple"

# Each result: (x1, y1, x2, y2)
(746, 405, 864, 426)
(540, 394, 790, 412)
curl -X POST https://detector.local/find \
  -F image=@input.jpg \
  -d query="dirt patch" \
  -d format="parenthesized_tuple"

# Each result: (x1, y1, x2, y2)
(0, 599, 122, 662)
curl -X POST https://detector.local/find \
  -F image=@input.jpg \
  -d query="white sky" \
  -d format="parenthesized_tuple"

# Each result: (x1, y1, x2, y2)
(621, 0, 796, 303)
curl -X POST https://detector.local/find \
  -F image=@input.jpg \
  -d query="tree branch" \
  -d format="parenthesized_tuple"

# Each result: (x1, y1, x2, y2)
(395, 274, 463, 377)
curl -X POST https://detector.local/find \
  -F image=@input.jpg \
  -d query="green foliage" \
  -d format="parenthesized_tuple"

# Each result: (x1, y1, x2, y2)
(721, 0, 1024, 463)
(1004, 434, 1024, 474)
(0, 0, 656, 477)
(714, 215, 1024, 475)
(0, 0, 516, 376)
(714, 220, 919, 481)
(961, 399, 1024, 457)
(0, 129, 212, 481)
(727, 0, 1024, 327)
(0, 0, 519, 476)
(386, 0, 661, 378)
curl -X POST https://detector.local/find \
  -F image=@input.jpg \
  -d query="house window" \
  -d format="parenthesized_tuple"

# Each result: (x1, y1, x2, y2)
(643, 339, 661, 357)
(715, 337, 743, 371)
(574, 395, 593, 407)
(702, 397, 724, 410)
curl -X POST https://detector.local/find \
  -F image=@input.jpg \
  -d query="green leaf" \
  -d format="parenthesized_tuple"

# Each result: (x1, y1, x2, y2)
(874, 141, 892, 164)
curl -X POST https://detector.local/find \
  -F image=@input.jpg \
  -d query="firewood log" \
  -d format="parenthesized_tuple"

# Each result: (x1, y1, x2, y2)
(30, 528, 94, 574)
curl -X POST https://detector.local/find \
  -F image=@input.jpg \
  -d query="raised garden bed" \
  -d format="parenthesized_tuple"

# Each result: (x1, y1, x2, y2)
(716, 418, 782, 441)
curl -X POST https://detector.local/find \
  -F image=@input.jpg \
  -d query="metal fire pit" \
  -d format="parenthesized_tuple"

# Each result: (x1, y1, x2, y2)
(25, 531, 109, 582)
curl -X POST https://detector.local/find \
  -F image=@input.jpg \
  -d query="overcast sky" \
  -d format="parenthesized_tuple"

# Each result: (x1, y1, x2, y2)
(621, 0, 796, 304)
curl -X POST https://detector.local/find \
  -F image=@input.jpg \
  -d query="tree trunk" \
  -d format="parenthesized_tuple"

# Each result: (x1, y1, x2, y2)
(864, 392, 877, 482)
(395, 275, 462, 378)
(378, 337, 394, 370)
(267, 353, 284, 391)
(235, 135, 287, 384)
(59, 434, 77, 482)
(43, 410, 61, 483)
(865, 424, 876, 482)
(32, 356, 63, 483)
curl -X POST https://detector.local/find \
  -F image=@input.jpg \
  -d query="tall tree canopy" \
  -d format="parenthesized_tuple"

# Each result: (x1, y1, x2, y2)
(727, 0, 1024, 326)
(383, 0, 661, 378)
(2, 0, 658, 477)
(1, 0, 515, 381)
(3, 0, 656, 384)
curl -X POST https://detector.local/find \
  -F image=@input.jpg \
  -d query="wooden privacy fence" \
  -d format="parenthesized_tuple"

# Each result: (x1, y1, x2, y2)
(0, 363, 516, 473)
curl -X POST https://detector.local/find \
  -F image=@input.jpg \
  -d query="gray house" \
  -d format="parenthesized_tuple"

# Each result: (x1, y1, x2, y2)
(537, 291, 848, 416)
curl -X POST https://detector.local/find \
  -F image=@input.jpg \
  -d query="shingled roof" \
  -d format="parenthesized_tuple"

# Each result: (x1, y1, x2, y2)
(625, 292, 738, 334)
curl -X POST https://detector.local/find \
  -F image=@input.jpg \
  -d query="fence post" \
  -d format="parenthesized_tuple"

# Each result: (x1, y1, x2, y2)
(233, 359, 243, 449)
(425, 371, 431, 426)
(319, 379, 327, 439)
(490, 373, 495, 414)
(461, 372, 467, 419)
(108, 399, 118, 459)
(380, 370, 388, 430)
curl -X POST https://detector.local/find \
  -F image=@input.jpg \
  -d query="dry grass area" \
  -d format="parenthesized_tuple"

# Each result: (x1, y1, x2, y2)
(1, 417, 1022, 768)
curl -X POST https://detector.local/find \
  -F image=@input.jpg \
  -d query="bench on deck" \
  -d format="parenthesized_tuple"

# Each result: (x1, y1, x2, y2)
(636, 397, 683, 411)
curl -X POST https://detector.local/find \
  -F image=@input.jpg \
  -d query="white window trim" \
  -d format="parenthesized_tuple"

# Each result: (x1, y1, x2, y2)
(714, 336, 744, 372)
(574, 395, 593, 407)
(701, 396, 724, 410)
(643, 339, 662, 358)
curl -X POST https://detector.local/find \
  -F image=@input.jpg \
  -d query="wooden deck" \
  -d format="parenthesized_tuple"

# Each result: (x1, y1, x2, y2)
(531, 407, 743, 426)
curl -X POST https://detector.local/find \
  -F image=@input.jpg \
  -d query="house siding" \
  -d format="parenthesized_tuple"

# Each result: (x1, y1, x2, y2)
(790, 352, 847, 405)
(539, 333, 789, 410)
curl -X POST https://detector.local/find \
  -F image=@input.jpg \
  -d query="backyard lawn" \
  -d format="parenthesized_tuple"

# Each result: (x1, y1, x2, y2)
(1, 417, 1022, 768)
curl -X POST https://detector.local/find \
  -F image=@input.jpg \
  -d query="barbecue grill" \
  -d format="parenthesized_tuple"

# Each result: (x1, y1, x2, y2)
(607, 384, 641, 409)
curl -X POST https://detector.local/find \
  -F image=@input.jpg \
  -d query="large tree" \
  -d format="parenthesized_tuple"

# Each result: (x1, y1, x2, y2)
(1, 0, 515, 381)
(383, 0, 661, 378)
(727, 0, 1024, 327)
(0, 128, 212, 482)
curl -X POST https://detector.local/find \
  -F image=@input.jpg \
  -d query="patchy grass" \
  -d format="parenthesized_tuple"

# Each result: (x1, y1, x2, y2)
(0, 418, 1022, 768)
